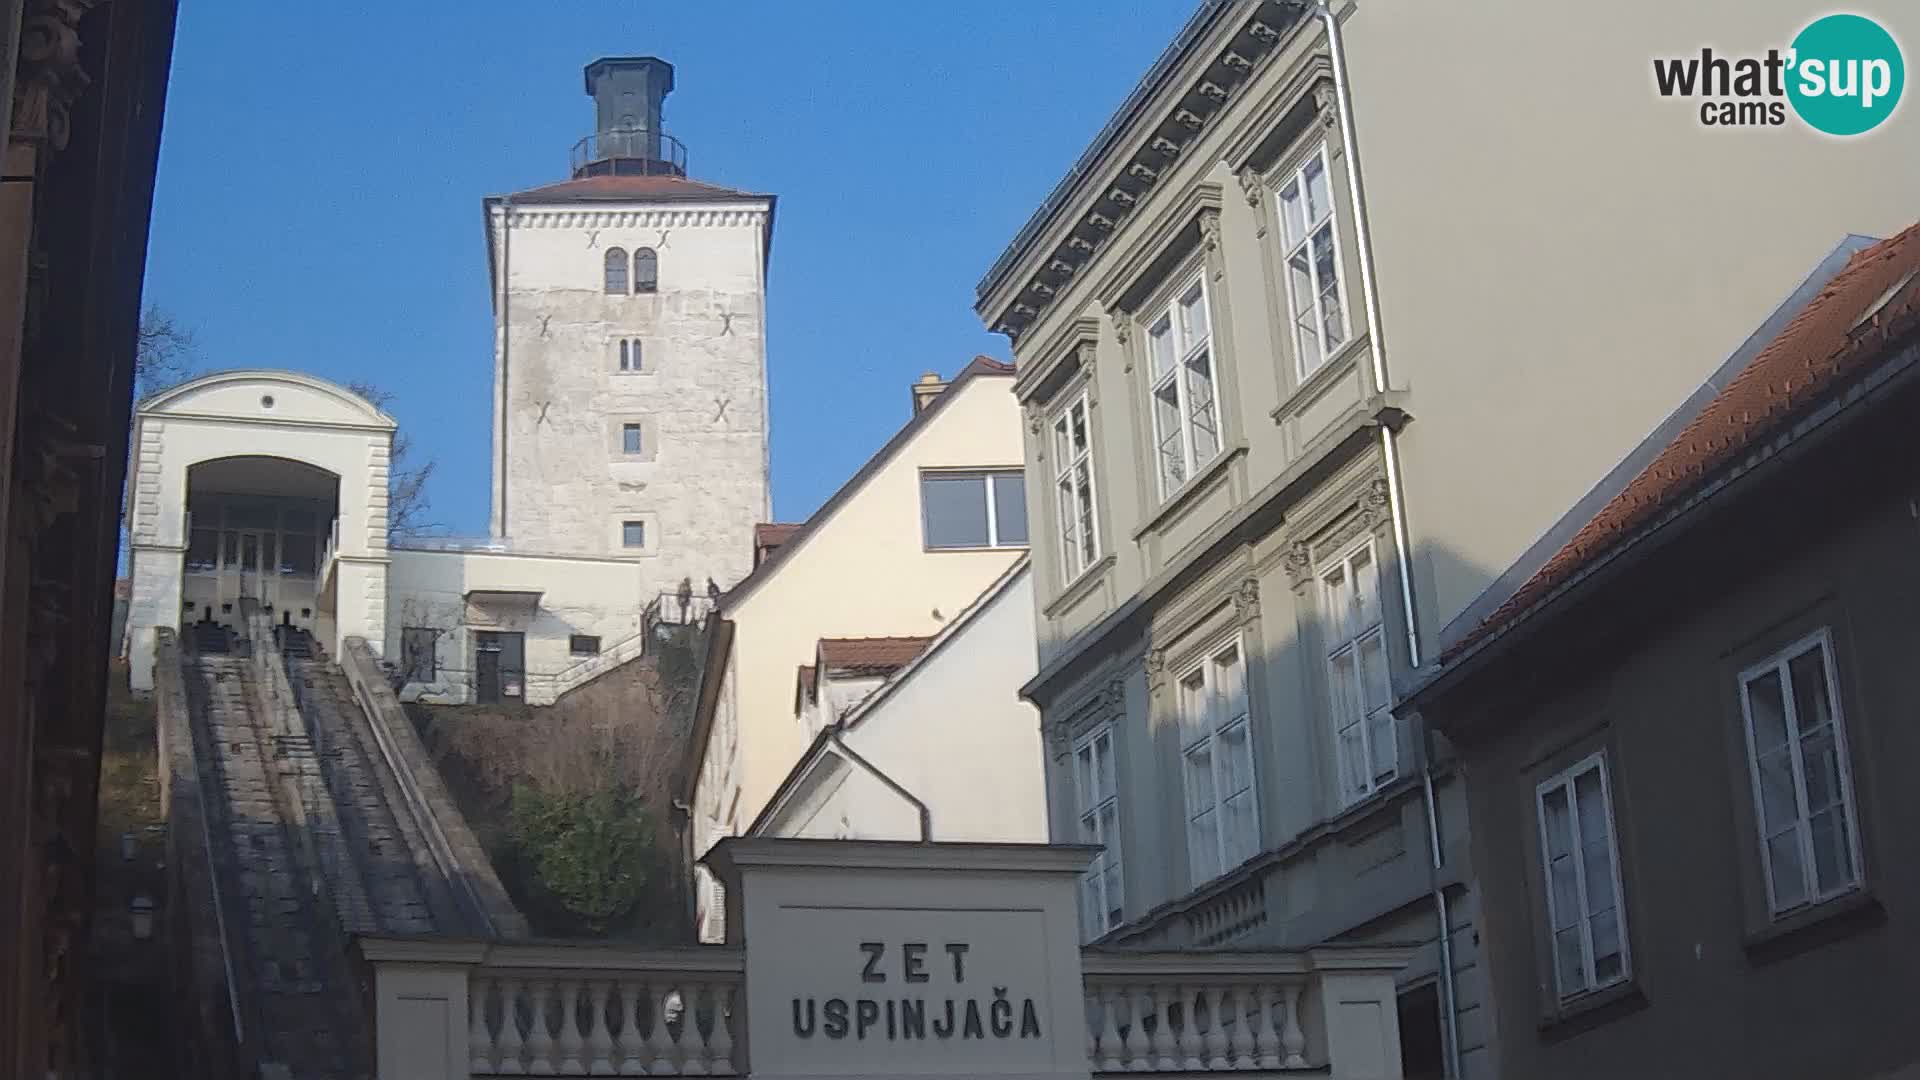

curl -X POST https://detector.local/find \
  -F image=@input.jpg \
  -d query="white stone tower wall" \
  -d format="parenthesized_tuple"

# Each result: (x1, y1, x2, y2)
(490, 200, 771, 598)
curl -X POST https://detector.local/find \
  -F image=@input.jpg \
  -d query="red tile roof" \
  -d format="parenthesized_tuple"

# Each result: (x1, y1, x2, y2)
(753, 523, 804, 567)
(505, 173, 762, 204)
(1446, 223, 1920, 662)
(817, 636, 934, 674)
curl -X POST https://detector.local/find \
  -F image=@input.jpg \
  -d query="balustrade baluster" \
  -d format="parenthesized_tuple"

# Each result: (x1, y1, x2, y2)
(1098, 986, 1124, 1071)
(1085, 987, 1102, 1067)
(527, 980, 557, 1075)
(1148, 984, 1176, 1071)
(558, 979, 587, 1075)
(497, 976, 527, 1076)
(1177, 984, 1203, 1071)
(646, 983, 677, 1075)
(681, 983, 711, 1075)
(1279, 984, 1307, 1068)
(709, 982, 736, 1075)
(471, 977, 497, 1075)
(1118, 986, 1144, 1071)
(1244, 984, 1274, 1070)
(587, 979, 616, 1075)
(1205, 986, 1231, 1069)
(617, 979, 647, 1076)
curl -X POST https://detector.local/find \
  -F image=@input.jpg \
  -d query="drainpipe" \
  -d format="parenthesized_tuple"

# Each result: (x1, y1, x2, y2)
(827, 730, 933, 842)
(1319, 4, 1462, 1078)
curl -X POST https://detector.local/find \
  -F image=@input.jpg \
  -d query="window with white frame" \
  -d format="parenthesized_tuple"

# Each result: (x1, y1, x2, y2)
(1535, 753, 1630, 1000)
(1177, 637, 1258, 886)
(1073, 725, 1123, 939)
(1323, 539, 1395, 805)
(1738, 630, 1863, 916)
(1276, 147, 1349, 379)
(1051, 390, 1100, 580)
(1146, 277, 1223, 498)
(921, 470, 1028, 549)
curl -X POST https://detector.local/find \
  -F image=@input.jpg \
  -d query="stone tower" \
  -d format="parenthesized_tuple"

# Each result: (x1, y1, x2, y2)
(485, 57, 773, 599)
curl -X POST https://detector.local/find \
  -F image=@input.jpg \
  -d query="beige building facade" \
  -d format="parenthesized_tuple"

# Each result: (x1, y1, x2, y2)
(684, 360, 1029, 941)
(975, 3, 1916, 1078)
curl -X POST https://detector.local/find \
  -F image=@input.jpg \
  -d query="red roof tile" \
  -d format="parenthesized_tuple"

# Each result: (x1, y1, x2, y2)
(505, 173, 761, 204)
(755, 522, 803, 550)
(1447, 223, 1920, 662)
(817, 636, 934, 674)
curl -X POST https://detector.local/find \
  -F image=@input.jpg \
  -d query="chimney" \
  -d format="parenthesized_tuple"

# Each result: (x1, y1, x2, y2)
(911, 371, 948, 414)
(577, 57, 682, 177)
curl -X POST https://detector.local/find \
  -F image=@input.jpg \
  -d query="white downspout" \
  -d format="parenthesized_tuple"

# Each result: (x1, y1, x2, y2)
(1319, 4, 1463, 1078)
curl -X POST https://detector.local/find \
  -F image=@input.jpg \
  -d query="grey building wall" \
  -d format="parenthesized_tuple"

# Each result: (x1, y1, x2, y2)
(1433, 398, 1920, 1080)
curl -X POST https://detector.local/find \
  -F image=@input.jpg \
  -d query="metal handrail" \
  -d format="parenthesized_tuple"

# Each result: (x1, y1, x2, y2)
(570, 127, 688, 176)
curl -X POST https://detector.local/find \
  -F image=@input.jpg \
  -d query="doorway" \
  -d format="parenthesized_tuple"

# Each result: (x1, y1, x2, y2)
(474, 631, 526, 704)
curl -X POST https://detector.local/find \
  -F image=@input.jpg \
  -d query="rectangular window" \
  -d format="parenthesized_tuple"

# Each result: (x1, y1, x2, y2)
(1535, 753, 1630, 1000)
(1324, 539, 1395, 806)
(1073, 725, 1123, 939)
(1738, 630, 1864, 916)
(1051, 391, 1101, 580)
(569, 634, 601, 656)
(1178, 638, 1258, 886)
(622, 520, 646, 549)
(622, 423, 643, 454)
(1146, 276, 1223, 498)
(1277, 147, 1349, 379)
(400, 627, 438, 683)
(921, 470, 1028, 549)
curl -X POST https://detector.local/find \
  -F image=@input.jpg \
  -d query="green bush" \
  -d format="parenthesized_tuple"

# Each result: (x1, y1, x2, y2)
(508, 782, 654, 934)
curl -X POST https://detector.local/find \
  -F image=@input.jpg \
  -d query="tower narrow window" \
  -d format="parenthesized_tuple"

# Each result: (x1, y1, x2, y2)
(604, 247, 629, 294)
(618, 338, 643, 372)
(634, 247, 659, 293)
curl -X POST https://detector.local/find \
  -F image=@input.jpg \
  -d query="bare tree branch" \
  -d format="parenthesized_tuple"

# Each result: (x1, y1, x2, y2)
(345, 379, 440, 538)
(135, 306, 194, 397)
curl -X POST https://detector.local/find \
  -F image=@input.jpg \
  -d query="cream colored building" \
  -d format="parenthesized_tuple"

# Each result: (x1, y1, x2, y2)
(973, 3, 1917, 1079)
(124, 57, 772, 705)
(750, 558, 1046, 847)
(683, 359, 1029, 941)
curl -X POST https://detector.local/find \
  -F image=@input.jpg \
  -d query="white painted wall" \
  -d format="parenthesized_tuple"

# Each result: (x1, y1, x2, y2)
(385, 546, 647, 706)
(757, 564, 1047, 846)
(487, 197, 772, 606)
(124, 371, 394, 690)
(710, 372, 1028, 833)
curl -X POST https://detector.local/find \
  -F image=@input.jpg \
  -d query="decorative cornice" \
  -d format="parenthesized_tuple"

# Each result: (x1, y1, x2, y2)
(491, 206, 767, 230)
(1233, 577, 1261, 626)
(1283, 540, 1314, 586)
(10, 0, 100, 153)
(983, 0, 1306, 343)
(1312, 83, 1338, 129)
(1200, 208, 1224, 280)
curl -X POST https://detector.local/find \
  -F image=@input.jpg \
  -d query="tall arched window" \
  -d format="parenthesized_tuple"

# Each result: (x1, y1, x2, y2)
(604, 247, 629, 294)
(633, 247, 659, 293)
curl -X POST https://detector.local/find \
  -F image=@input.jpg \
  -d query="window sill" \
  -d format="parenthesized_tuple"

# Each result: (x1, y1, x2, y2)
(923, 544, 1030, 555)
(1269, 335, 1368, 425)
(1326, 772, 1418, 842)
(1743, 887, 1883, 965)
(1536, 979, 1646, 1043)
(1132, 444, 1247, 543)
(1044, 553, 1117, 618)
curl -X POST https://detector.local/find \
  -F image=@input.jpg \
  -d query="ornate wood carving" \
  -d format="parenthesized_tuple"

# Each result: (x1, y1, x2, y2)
(10, 0, 101, 153)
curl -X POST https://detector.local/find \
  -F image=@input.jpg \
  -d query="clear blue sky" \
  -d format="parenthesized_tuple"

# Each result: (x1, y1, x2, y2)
(142, 1, 1196, 534)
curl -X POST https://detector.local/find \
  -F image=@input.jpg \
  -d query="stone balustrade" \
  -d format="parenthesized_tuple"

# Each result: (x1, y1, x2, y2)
(360, 937, 1411, 1080)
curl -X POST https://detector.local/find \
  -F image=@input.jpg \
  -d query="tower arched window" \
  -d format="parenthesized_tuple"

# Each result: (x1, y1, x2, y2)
(604, 247, 629, 294)
(633, 247, 658, 294)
